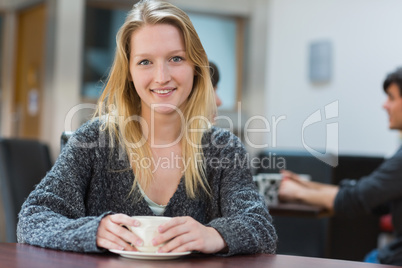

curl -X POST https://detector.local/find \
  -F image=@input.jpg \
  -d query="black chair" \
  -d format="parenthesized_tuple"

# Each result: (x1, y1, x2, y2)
(0, 138, 52, 242)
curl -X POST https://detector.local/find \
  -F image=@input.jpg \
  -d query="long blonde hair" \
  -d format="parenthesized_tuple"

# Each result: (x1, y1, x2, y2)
(94, 0, 217, 198)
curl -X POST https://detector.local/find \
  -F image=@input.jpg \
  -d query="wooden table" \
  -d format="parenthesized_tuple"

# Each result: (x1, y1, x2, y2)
(0, 243, 399, 268)
(268, 202, 332, 218)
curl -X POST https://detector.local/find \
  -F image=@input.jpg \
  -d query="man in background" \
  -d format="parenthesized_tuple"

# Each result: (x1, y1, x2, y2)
(209, 61, 222, 108)
(278, 67, 402, 265)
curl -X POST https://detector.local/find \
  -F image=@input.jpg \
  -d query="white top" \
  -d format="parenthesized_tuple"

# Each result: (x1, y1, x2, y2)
(138, 185, 166, 216)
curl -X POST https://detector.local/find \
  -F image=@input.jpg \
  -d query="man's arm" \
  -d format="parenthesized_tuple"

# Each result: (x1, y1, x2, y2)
(278, 170, 339, 211)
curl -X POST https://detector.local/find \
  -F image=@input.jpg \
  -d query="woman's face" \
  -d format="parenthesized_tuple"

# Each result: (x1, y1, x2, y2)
(129, 24, 195, 116)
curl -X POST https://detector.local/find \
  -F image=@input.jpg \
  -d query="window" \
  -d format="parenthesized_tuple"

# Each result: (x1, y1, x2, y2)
(188, 13, 241, 111)
(82, 6, 127, 100)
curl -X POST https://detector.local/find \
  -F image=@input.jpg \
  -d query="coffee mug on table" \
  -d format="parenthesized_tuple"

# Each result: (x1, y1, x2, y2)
(253, 173, 282, 205)
(125, 216, 172, 252)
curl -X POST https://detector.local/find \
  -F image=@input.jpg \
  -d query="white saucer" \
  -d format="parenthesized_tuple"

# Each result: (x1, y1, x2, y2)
(109, 249, 191, 260)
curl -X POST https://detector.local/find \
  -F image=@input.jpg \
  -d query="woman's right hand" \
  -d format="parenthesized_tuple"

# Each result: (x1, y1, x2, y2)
(96, 213, 142, 251)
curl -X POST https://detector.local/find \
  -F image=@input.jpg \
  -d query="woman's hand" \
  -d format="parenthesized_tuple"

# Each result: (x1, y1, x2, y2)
(96, 214, 143, 251)
(152, 216, 227, 254)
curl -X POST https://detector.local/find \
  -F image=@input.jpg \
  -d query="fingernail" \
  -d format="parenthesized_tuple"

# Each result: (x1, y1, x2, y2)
(133, 220, 140, 227)
(136, 240, 143, 246)
(151, 239, 156, 246)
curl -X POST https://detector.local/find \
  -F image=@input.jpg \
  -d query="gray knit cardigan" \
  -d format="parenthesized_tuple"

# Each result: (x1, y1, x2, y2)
(17, 119, 277, 256)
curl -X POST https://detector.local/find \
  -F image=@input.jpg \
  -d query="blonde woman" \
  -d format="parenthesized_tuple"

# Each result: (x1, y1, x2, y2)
(17, 0, 277, 256)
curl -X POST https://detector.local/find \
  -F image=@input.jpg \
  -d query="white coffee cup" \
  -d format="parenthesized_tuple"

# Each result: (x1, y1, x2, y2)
(125, 216, 171, 252)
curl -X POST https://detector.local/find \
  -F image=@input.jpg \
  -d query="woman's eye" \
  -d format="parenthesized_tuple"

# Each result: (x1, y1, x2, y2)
(171, 56, 183, 63)
(139, 60, 150, 65)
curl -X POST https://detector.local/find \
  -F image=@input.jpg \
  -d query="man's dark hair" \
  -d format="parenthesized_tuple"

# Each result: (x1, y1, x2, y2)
(209, 61, 220, 88)
(383, 67, 402, 95)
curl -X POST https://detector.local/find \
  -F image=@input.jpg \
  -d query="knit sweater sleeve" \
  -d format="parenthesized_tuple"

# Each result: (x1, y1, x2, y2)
(17, 120, 108, 252)
(204, 128, 277, 256)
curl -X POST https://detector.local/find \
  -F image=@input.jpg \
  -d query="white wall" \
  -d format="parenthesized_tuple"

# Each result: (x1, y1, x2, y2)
(0, 11, 16, 137)
(42, 0, 84, 160)
(264, 0, 402, 158)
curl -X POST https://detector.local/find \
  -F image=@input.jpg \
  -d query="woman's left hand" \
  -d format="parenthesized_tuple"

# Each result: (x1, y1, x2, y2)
(152, 216, 227, 254)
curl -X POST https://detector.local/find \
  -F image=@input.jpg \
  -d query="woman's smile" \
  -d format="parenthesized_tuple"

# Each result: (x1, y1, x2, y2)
(151, 86, 177, 97)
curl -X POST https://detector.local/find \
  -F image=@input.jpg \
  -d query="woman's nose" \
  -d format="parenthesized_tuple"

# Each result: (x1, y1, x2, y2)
(155, 62, 171, 84)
